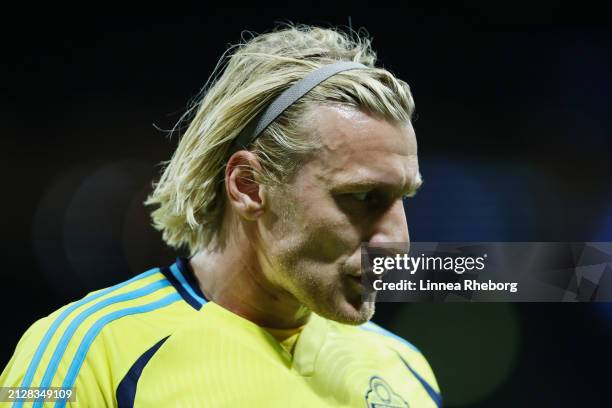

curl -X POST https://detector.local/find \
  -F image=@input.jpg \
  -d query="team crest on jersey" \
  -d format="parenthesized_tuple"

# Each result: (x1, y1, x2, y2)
(364, 376, 409, 408)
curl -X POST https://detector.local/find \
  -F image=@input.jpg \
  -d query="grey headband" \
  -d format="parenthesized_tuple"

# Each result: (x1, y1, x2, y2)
(228, 61, 367, 155)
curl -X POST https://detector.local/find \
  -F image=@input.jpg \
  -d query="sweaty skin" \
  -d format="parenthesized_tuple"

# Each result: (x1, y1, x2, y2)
(190, 104, 422, 329)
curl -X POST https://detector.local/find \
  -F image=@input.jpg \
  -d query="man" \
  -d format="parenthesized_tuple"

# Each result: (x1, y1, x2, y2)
(2, 25, 439, 407)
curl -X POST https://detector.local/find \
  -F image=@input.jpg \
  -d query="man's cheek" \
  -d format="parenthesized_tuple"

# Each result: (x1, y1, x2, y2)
(301, 220, 356, 263)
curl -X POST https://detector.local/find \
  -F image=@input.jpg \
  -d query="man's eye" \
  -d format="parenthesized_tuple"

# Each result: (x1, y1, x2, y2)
(352, 192, 370, 201)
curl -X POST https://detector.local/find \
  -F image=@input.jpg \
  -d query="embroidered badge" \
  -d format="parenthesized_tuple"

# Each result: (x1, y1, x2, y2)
(364, 376, 409, 408)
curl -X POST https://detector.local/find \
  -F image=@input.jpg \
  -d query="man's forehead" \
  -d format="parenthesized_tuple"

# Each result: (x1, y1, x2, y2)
(305, 104, 420, 189)
(309, 104, 416, 151)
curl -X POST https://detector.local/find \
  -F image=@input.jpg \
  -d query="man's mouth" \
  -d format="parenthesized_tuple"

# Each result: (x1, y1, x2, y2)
(345, 274, 366, 292)
(347, 274, 362, 283)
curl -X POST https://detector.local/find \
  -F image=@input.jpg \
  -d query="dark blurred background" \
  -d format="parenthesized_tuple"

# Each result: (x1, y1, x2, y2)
(2, 6, 611, 407)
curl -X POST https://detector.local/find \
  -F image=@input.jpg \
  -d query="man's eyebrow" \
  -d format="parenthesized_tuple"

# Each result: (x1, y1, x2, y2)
(332, 174, 424, 197)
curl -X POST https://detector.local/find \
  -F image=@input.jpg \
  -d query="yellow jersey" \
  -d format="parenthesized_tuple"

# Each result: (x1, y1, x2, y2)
(1, 257, 440, 407)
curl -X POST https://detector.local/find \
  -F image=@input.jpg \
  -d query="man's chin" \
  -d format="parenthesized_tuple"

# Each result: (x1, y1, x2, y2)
(311, 296, 376, 326)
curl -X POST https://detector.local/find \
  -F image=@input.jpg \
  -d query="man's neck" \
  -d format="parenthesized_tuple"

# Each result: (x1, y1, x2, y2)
(188, 236, 311, 329)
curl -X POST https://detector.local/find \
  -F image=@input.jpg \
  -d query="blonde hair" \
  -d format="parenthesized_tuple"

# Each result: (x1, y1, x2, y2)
(145, 24, 416, 255)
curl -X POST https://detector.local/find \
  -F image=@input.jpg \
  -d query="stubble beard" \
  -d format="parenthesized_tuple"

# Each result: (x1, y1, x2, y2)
(273, 188, 376, 325)
(287, 267, 377, 326)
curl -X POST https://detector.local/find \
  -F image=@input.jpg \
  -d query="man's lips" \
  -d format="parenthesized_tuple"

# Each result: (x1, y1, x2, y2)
(345, 274, 365, 290)
(344, 269, 362, 278)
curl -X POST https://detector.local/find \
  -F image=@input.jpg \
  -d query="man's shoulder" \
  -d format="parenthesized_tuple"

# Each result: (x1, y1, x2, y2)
(324, 318, 440, 396)
(356, 320, 422, 353)
(326, 318, 421, 354)
(29, 266, 187, 340)
(1, 265, 196, 396)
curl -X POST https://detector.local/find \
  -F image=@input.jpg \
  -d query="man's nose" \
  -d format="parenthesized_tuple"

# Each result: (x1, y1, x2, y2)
(367, 199, 409, 245)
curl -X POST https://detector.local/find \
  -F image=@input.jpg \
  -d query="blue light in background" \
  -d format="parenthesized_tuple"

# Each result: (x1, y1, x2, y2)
(594, 202, 612, 331)
(594, 202, 612, 241)
(405, 156, 548, 242)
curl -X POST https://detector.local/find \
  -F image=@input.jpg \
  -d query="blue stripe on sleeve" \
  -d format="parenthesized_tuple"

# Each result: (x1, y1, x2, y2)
(32, 279, 171, 408)
(15, 268, 160, 408)
(54, 293, 181, 408)
(397, 353, 442, 408)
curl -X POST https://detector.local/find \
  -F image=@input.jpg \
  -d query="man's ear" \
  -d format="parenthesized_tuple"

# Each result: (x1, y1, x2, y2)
(225, 151, 265, 221)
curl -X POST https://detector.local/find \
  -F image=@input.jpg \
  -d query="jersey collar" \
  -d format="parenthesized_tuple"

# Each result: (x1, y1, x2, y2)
(161, 257, 208, 310)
